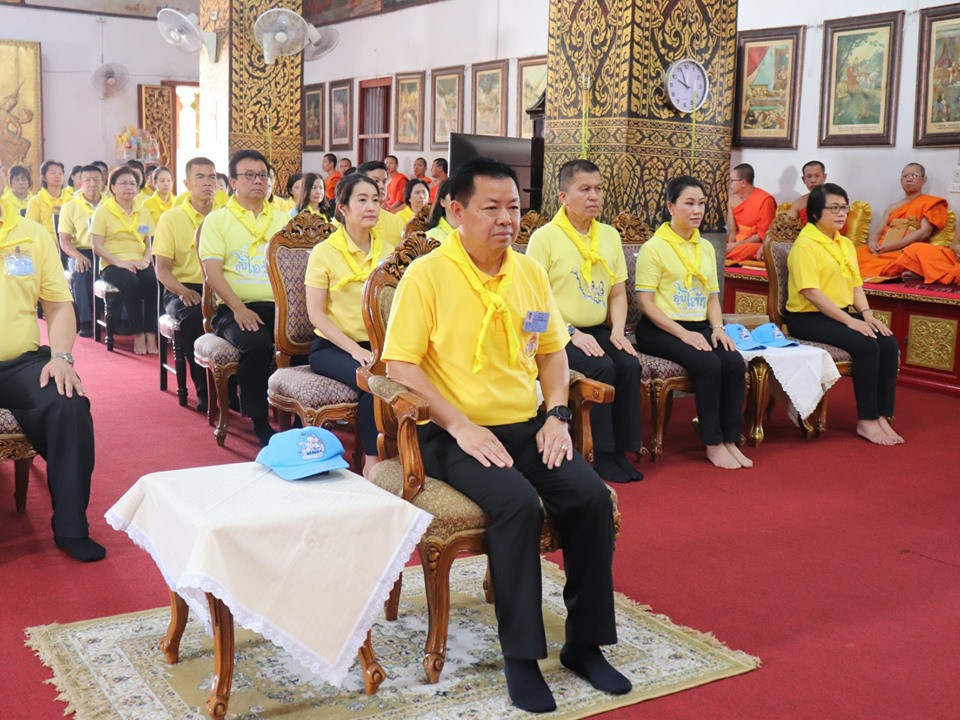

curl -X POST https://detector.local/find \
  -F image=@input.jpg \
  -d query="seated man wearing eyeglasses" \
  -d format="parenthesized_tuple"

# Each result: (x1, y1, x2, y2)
(198, 150, 289, 446)
(856, 163, 948, 280)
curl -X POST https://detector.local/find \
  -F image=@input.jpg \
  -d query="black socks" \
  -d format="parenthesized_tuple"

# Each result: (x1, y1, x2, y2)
(614, 453, 644, 482)
(55, 535, 106, 562)
(594, 451, 643, 483)
(504, 658, 556, 713)
(252, 418, 275, 447)
(560, 643, 632, 695)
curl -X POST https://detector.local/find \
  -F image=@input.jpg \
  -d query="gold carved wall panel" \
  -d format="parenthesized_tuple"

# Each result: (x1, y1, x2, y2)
(906, 315, 957, 372)
(138, 84, 174, 173)
(735, 291, 767, 317)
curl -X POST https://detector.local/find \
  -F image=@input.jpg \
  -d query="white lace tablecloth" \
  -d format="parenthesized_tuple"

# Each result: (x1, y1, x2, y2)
(739, 345, 841, 420)
(105, 462, 431, 686)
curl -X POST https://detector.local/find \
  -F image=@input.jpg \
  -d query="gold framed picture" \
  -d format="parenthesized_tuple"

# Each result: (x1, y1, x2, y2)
(394, 71, 425, 150)
(302, 83, 324, 151)
(329, 79, 353, 151)
(0, 39, 43, 183)
(914, 3, 960, 147)
(472, 60, 508, 137)
(431, 65, 463, 150)
(517, 56, 547, 139)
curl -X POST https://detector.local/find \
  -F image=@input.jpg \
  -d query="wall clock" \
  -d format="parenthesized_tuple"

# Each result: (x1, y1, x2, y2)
(663, 58, 709, 113)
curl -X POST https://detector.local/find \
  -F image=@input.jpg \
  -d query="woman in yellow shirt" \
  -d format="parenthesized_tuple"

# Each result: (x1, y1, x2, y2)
(143, 166, 174, 225)
(634, 175, 750, 470)
(26, 160, 72, 234)
(784, 183, 902, 446)
(305, 174, 395, 476)
(294, 173, 329, 220)
(1, 165, 33, 215)
(424, 179, 457, 244)
(90, 167, 158, 355)
(395, 178, 430, 227)
(286, 173, 303, 214)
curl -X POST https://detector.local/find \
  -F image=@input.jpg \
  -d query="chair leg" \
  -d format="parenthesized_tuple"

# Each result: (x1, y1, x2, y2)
(483, 559, 495, 604)
(384, 574, 402, 621)
(159, 332, 168, 391)
(159, 591, 189, 664)
(205, 368, 217, 427)
(746, 361, 770, 447)
(813, 392, 830, 437)
(14, 457, 32, 513)
(94, 296, 103, 344)
(213, 370, 233, 447)
(173, 331, 188, 407)
(103, 297, 114, 352)
(418, 541, 457, 684)
(649, 382, 669, 462)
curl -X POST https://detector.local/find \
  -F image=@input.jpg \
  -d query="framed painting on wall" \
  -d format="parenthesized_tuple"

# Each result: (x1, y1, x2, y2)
(431, 65, 463, 150)
(819, 11, 903, 147)
(0, 40, 43, 184)
(733, 26, 804, 148)
(517, 56, 547, 139)
(394, 71, 425, 150)
(914, 3, 960, 147)
(329, 79, 353, 151)
(302, 83, 324, 151)
(472, 60, 508, 137)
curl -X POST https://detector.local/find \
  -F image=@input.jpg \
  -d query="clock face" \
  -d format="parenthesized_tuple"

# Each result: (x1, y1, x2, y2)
(664, 59, 709, 114)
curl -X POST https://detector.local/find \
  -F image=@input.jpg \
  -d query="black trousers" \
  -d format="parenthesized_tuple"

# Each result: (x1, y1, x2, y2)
(162, 284, 207, 399)
(212, 301, 275, 421)
(0, 348, 94, 538)
(100, 264, 158, 334)
(308, 337, 377, 455)
(417, 417, 617, 659)
(565, 325, 642, 453)
(784, 311, 899, 419)
(635, 316, 745, 445)
(69, 248, 94, 327)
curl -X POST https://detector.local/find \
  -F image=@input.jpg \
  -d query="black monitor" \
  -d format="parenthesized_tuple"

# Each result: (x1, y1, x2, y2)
(449, 133, 534, 211)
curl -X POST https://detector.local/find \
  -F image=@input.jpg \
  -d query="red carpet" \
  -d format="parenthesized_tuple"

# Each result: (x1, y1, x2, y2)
(2, 331, 959, 719)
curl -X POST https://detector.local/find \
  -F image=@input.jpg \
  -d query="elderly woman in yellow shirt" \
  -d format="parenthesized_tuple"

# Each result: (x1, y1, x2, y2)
(635, 175, 750, 470)
(90, 167, 158, 355)
(142, 166, 175, 225)
(294, 172, 329, 220)
(783, 183, 902, 446)
(305, 173, 396, 477)
(395, 177, 430, 228)
(26, 160, 72, 234)
(2, 165, 34, 215)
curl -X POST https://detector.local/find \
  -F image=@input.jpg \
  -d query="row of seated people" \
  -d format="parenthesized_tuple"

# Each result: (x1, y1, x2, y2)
(725, 161, 959, 286)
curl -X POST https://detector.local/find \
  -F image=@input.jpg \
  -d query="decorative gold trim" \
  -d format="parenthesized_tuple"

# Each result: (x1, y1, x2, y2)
(872, 309, 892, 328)
(906, 314, 957, 372)
(734, 291, 767, 316)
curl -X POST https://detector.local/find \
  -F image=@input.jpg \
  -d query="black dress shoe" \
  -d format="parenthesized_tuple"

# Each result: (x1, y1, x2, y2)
(196, 398, 208, 414)
(77, 322, 93, 338)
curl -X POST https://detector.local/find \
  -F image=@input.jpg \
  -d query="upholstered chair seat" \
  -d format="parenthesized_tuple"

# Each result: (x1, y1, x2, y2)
(0, 408, 37, 513)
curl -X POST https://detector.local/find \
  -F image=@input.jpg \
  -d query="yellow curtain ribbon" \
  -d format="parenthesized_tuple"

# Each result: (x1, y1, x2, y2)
(226, 195, 275, 256)
(801, 223, 856, 280)
(328, 226, 382, 291)
(102, 196, 146, 251)
(439, 230, 521, 374)
(655, 222, 709, 289)
(552, 206, 614, 286)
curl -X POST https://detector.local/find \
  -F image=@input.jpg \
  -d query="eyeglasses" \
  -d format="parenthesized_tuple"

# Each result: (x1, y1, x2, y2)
(900, 173, 923, 180)
(824, 204, 850, 214)
(235, 171, 268, 182)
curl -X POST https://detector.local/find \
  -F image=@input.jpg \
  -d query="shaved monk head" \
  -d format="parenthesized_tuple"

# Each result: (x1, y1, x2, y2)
(801, 161, 826, 192)
(900, 163, 927, 195)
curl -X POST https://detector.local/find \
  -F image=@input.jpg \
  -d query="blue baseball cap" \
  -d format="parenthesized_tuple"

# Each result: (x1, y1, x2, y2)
(724, 323, 765, 351)
(255, 427, 349, 480)
(750, 323, 798, 348)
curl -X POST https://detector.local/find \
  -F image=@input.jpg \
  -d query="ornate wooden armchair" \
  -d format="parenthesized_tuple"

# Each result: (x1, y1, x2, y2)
(265, 213, 362, 469)
(92, 260, 120, 351)
(0, 409, 36, 512)
(775, 201, 793, 215)
(401, 204, 432, 241)
(157, 274, 189, 407)
(357, 232, 619, 684)
(514, 210, 549, 246)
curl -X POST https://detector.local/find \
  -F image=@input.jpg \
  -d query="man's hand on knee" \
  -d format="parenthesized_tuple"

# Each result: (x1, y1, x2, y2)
(450, 420, 513, 469)
(40, 357, 85, 398)
(537, 416, 573, 469)
(232, 306, 264, 332)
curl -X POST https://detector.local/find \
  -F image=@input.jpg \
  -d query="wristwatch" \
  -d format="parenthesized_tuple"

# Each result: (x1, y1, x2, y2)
(52, 351, 74, 366)
(566, 324, 576, 337)
(545, 405, 573, 423)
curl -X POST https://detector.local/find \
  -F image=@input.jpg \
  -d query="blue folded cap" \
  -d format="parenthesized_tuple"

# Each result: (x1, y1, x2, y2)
(255, 427, 349, 480)
(750, 322, 798, 348)
(724, 323, 765, 351)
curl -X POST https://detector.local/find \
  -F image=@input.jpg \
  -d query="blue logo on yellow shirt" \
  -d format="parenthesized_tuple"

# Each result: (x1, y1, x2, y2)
(570, 268, 606, 305)
(673, 281, 707, 313)
(230, 249, 267, 280)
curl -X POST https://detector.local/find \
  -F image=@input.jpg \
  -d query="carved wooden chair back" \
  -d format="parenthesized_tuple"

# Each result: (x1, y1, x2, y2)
(762, 235, 793, 327)
(514, 210, 549, 246)
(402, 205, 432, 241)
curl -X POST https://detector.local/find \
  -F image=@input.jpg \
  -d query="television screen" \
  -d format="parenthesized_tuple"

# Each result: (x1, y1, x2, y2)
(449, 133, 534, 211)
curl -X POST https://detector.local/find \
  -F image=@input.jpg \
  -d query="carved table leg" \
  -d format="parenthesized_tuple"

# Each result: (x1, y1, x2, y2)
(159, 591, 189, 664)
(205, 593, 235, 720)
(357, 630, 386, 694)
(747, 359, 770, 447)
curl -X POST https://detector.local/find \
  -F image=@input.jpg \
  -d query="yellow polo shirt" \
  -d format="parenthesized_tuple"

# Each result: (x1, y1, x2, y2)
(425, 217, 454, 245)
(198, 198, 289, 304)
(25, 187, 73, 234)
(786, 223, 863, 313)
(396, 205, 415, 226)
(304, 227, 396, 342)
(143, 192, 174, 226)
(0, 209, 73, 361)
(153, 201, 206, 285)
(135, 189, 151, 209)
(271, 195, 295, 215)
(333, 208, 405, 245)
(1, 190, 32, 215)
(90, 203, 155, 268)
(382, 230, 568, 426)
(635, 223, 719, 321)
(527, 216, 628, 328)
(58, 194, 101, 250)
(174, 189, 229, 210)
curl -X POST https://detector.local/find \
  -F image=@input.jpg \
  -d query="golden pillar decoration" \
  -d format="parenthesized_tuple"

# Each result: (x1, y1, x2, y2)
(544, 0, 738, 230)
(199, 0, 303, 193)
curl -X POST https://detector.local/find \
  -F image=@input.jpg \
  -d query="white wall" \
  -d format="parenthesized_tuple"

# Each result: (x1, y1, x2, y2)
(0, 5, 199, 170)
(735, 0, 960, 225)
(301, 0, 549, 176)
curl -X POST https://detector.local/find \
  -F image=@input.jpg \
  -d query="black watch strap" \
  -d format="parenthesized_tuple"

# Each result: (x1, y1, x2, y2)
(546, 405, 573, 423)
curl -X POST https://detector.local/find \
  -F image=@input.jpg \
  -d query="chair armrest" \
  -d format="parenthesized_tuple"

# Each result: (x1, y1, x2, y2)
(567, 372, 615, 464)
(357, 367, 431, 503)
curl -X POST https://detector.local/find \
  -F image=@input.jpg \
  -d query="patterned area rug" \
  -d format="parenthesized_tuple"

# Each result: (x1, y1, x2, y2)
(26, 556, 759, 720)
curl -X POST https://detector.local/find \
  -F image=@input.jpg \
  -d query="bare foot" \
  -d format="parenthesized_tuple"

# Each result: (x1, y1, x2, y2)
(857, 419, 896, 446)
(724, 442, 754, 468)
(877, 417, 904, 444)
(133, 333, 147, 355)
(706, 444, 740, 470)
(145, 333, 159, 354)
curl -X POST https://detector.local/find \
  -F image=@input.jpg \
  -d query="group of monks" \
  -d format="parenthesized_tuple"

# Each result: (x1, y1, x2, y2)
(725, 161, 958, 285)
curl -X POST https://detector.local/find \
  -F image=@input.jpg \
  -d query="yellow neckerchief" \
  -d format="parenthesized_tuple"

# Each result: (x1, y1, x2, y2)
(102, 196, 146, 250)
(0, 202, 24, 249)
(149, 191, 173, 214)
(226, 195, 275, 256)
(75, 192, 101, 216)
(654, 222, 709, 289)
(551, 205, 614, 286)
(38, 187, 69, 213)
(436, 216, 454, 237)
(327, 225, 382, 291)
(181, 198, 208, 229)
(802, 222, 856, 280)
(439, 229, 521, 374)
(1, 189, 30, 212)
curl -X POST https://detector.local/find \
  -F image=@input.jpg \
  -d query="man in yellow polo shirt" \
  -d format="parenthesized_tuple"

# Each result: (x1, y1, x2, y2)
(199, 149, 289, 446)
(59, 165, 104, 337)
(528, 160, 642, 483)
(155, 156, 217, 413)
(383, 158, 630, 713)
(355, 160, 405, 245)
(0, 164, 104, 562)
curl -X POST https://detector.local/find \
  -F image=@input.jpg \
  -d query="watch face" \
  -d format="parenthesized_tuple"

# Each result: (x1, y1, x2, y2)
(665, 59, 709, 113)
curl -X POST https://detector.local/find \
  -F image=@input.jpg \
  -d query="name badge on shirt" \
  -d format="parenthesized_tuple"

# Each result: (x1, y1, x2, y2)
(4, 250, 35, 277)
(523, 310, 550, 333)
(137, 225, 150, 235)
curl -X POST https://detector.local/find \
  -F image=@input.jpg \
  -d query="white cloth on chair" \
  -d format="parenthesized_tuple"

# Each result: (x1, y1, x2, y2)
(740, 345, 840, 420)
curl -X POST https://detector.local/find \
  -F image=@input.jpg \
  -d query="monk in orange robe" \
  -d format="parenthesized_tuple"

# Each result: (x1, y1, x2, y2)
(321, 153, 342, 201)
(383, 154, 408, 212)
(726, 163, 776, 263)
(788, 160, 827, 226)
(856, 163, 948, 279)
(898, 226, 960, 284)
